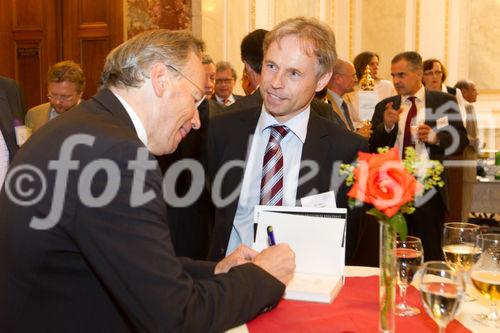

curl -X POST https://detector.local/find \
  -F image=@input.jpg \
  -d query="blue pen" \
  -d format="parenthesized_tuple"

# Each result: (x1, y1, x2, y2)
(267, 226, 276, 246)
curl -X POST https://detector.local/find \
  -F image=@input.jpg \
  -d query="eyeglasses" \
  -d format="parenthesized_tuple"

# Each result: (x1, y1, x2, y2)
(423, 70, 443, 77)
(167, 64, 206, 108)
(215, 78, 234, 85)
(47, 93, 75, 102)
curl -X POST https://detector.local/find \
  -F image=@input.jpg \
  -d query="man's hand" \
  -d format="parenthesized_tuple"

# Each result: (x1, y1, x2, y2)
(383, 102, 403, 129)
(214, 245, 258, 274)
(417, 124, 438, 144)
(253, 243, 296, 286)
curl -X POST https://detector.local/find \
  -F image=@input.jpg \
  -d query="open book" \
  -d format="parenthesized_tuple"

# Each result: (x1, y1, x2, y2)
(253, 206, 347, 303)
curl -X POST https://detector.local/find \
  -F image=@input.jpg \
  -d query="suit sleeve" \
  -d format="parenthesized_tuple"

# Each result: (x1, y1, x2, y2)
(369, 99, 397, 152)
(70, 140, 284, 333)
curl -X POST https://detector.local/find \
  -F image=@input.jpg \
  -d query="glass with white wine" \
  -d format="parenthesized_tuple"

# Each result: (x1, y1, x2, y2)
(470, 233, 500, 327)
(419, 261, 465, 333)
(442, 223, 481, 271)
(395, 236, 423, 316)
(442, 222, 481, 300)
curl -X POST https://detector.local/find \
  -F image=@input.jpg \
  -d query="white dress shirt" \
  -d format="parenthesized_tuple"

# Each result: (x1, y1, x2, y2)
(348, 79, 397, 126)
(215, 94, 236, 106)
(387, 86, 429, 160)
(226, 106, 310, 255)
(441, 84, 467, 128)
(112, 91, 148, 147)
(0, 129, 9, 189)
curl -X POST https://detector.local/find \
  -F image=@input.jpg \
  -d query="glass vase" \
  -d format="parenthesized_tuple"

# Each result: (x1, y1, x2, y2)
(379, 221, 396, 333)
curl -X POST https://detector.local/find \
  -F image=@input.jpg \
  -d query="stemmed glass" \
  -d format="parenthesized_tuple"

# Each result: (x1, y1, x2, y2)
(470, 233, 500, 327)
(419, 261, 465, 333)
(395, 236, 423, 316)
(442, 222, 481, 300)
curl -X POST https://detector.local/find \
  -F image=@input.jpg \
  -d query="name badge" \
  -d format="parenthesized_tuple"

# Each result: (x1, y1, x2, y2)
(300, 191, 337, 208)
(14, 125, 31, 146)
(436, 116, 449, 129)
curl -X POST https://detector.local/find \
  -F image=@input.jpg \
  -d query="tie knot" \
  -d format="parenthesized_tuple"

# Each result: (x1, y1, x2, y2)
(408, 96, 416, 103)
(270, 125, 289, 142)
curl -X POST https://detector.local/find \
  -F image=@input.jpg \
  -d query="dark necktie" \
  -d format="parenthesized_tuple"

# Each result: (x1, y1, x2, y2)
(260, 125, 289, 205)
(341, 101, 355, 131)
(403, 96, 417, 150)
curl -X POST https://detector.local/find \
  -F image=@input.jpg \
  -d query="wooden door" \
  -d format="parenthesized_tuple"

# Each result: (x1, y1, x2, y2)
(0, 0, 123, 110)
(62, 0, 124, 100)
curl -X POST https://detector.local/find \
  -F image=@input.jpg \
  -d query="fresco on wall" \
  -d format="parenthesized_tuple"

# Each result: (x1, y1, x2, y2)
(127, 0, 192, 39)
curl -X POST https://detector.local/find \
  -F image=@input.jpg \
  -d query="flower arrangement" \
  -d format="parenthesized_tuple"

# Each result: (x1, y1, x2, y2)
(340, 146, 444, 332)
(340, 146, 444, 238)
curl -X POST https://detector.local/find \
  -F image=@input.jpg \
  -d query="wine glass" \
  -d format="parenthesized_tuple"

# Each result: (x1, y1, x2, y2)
(470, 233, 500, 327)
(419, 261, 465, 333)
(395, 236, 423, 316)
(442, 222, 481, 300)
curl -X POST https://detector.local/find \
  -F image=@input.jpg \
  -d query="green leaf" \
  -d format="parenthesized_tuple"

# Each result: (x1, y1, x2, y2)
(366, 207, 388, 223)
(388, 212, 407, 240)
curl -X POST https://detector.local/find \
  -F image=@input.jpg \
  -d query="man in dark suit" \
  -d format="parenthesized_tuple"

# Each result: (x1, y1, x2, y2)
(0, 30, 295, 333)
(370, 51, 468, 260)
(207, 17, 368, 262)
(0, 76, 25, 187)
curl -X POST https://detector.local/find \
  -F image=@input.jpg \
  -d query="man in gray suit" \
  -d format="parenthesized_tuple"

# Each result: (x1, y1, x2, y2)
(25, 60, 85, 133)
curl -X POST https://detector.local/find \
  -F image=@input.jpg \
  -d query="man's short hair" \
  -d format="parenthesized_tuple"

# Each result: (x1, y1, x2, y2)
(263, 17, 337, 77)
(423, 58, 448, 82)
(241, 29, 268, 74)
(332, 59, 351, 76)
(215, 61, 237, 81)
(454, 80, 472, 90)
(47, 60, 86, 93)
(353, 51, 379, 80)
(202, 54, 214, 65)
(100, 29, 205, 89)
(391, 51, 423, 71)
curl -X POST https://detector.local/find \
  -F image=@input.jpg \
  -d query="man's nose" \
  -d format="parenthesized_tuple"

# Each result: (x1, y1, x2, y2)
(191, 108, 201, 130)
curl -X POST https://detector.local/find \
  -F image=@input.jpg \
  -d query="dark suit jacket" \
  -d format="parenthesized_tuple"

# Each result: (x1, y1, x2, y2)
(0, 89, 284, 333)
(207, 101, 368, 261)
(157, 98, 214, 260)
(0, 76, 25, 161)
(369, 89, 469, 209)
(218, 89, 345, 127)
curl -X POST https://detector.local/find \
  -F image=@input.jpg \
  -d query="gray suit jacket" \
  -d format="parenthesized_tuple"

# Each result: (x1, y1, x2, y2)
(25, 102, 51, 133)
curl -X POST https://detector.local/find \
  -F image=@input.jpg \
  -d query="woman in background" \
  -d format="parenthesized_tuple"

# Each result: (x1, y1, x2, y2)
(422, 58, 467, 126)
(346, 51, 396, 137)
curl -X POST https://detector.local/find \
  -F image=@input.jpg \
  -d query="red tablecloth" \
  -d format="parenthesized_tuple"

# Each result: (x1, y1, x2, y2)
(247, 276, 471, 333)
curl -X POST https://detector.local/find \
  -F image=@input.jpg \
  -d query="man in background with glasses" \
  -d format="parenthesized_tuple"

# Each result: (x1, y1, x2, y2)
(25, 60, 85, 133)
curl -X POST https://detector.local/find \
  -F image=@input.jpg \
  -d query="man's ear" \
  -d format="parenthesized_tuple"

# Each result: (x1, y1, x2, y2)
(316, 70, 333, 92)
(150, 63, 169, 97)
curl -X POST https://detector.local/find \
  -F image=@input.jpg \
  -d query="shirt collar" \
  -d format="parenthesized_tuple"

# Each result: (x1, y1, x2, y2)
(326, 89, 344, 108)
(257, 105, 310, 144)
(112, 91, 148, 147)
(215, 94, 235, 104)
(402, 85, 425, 103)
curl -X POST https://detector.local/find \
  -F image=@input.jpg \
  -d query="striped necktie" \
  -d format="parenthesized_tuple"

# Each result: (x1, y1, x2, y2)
(260, 125, 289, 205)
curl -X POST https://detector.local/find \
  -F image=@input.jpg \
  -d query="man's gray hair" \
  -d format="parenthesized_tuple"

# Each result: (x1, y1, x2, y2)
(215, 61, 237, 81)
(100, 29, 205, 89)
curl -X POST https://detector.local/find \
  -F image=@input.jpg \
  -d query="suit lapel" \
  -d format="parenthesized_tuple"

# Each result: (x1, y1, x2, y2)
(296, 112, 330, 199)
(91, 89, 137, 134)
(326, 92, 349, 129)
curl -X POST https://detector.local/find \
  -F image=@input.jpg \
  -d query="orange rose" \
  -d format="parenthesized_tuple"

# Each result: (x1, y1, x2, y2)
(347, 147, 423, 217)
